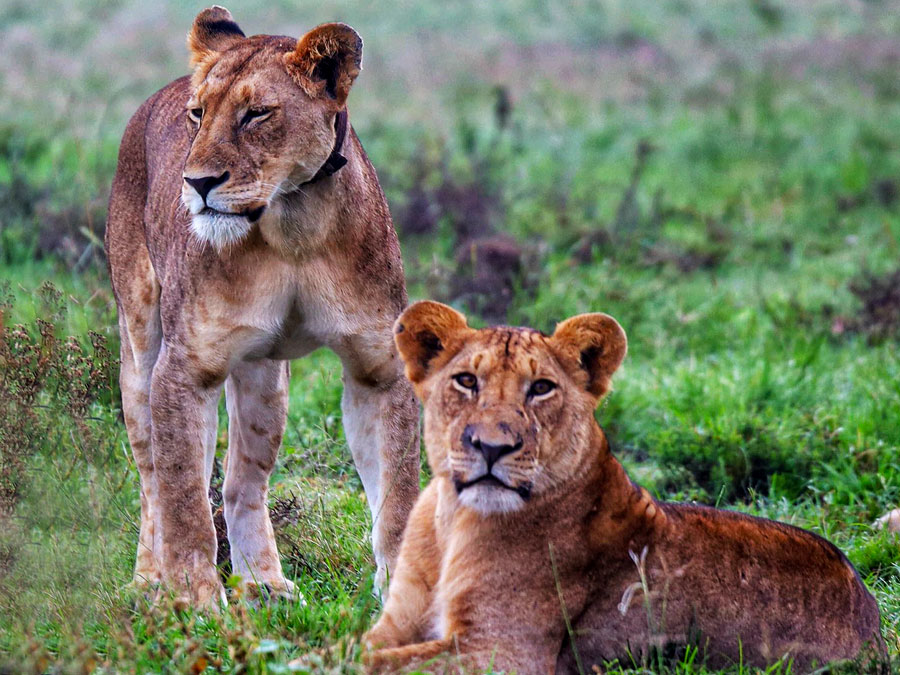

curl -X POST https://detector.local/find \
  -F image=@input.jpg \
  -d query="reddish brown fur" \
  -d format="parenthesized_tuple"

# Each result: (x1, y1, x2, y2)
(365, 301, 885, 674)
(105, 8, 419, 608)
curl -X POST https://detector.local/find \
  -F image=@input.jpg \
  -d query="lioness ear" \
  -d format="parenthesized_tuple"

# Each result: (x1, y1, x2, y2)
(394, 301, 472, 387)
(284, 23, 363, 107)
(550, 313, 627, 398)
(188, 6, 245, 67)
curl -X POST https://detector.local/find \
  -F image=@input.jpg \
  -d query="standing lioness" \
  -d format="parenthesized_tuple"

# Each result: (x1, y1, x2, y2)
(365, 301, 884, 673)
(105, 7, 419, 608)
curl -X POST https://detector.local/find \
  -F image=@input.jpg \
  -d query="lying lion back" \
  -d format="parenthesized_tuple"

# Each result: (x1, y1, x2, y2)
(566, 500, 884, 672)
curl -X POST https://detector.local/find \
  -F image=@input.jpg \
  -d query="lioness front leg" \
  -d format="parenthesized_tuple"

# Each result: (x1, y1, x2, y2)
(223, 358, 295, 601)
(150, 344, 225, 608)
(118, 316, 162, 588)
(334, 335, 420, 594)
(107, 175, 164, 589)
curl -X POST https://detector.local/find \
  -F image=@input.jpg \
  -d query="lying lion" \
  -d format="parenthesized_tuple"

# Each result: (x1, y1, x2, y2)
(365, 301, 885, 673)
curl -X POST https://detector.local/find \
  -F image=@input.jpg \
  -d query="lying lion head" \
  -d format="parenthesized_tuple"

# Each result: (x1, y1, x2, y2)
(395, 301, 627, 515)
(180, 6, 363, 248)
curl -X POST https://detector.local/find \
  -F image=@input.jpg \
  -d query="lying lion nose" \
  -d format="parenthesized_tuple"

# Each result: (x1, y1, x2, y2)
(184, 171, 229, 202)
(462, 424, 523, 467)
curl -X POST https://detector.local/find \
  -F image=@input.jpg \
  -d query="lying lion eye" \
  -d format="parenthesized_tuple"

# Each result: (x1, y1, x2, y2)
(528, 379, 556, 398)
(188, 107, 203, 122)
(240, 107, 272, 126)
(453, 373, 478, 391)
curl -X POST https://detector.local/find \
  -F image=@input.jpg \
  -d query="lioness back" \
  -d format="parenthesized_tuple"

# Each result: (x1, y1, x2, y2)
(108, 75, 192, 279)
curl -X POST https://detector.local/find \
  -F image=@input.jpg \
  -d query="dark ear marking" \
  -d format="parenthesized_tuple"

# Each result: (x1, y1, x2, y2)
(204, 19, 245, 38)
(550, 313, 627, 399)
(580, 345, 602, 372)
(393, 301, 471, 387)
(188, 6, 246, 68)
(284, 23, 363, 107)
(314, 56, 341, 99)
(416, 331, 443, 369)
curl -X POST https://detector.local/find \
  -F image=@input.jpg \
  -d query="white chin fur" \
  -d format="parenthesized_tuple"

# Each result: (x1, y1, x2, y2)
(190, 212, 252, 249)
(457, 483, 526, 515)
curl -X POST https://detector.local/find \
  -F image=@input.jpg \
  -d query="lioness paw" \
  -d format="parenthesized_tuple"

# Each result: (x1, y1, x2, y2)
(240, 579, 305, 607)
(874, 509, 900, 533)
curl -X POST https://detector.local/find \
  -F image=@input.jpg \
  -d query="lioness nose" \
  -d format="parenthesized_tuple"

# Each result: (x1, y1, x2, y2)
(184, 171, 230, 202)
(462, 424, 523, 467)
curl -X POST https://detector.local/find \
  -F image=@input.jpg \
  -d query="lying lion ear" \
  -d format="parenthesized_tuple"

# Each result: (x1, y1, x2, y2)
(187, 6, 246, 67)
(394, 301, 471, 386)
(550, 313, 627, 399)
(285, 23, 363, 107)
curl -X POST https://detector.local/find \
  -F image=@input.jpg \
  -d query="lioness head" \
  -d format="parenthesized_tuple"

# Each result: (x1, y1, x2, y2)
(395, 301, 627, 515)
(181, 7, 363, 248)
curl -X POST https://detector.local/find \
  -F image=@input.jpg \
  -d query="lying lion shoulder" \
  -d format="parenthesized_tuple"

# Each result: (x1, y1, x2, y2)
(364, 301, 885, 674)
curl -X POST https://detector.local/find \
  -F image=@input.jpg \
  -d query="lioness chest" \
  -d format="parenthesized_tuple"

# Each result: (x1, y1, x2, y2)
(168, 246, 383, 367)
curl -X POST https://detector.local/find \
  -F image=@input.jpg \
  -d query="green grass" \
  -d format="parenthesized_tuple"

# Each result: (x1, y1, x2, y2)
(2, 0, 900, 671)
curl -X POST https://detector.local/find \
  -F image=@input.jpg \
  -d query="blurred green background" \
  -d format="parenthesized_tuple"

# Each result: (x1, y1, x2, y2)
(1, 0, 899, 672)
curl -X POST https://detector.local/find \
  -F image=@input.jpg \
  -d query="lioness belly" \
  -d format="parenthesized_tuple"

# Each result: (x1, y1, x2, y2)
(560, 504, 882, 673)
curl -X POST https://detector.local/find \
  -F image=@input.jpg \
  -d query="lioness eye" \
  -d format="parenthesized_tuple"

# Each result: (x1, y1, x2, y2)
(453, 373, 478, 391)
(241, 107, 271, 126)
(528, 379, 556, 398)
(189, 107, 203, 121)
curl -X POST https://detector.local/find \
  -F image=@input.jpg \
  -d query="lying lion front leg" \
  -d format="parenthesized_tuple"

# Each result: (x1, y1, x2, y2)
(150, 343, 225, 609)
(367, 640, 547, 674)
(365, 639, 455, 673)
(365, 483, 442, 650)
(223, 358, 296, 602)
